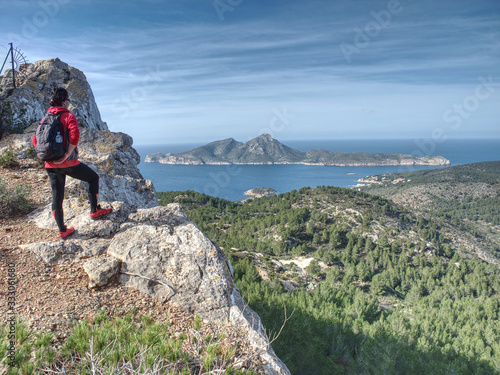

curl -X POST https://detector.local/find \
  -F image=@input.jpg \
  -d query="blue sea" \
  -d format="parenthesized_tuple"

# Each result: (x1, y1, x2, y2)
(135, 139, 500, 201)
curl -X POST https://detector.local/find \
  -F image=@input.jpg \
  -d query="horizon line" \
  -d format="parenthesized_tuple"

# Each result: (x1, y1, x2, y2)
(134, 136, 500, 146)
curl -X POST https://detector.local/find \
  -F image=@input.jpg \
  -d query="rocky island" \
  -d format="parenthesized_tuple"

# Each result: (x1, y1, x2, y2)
(244, 187, 277, 198)
(145, 134, 451, 166)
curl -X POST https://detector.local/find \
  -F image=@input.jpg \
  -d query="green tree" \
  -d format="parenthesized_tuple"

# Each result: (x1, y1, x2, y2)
(306, 260, 321, 277)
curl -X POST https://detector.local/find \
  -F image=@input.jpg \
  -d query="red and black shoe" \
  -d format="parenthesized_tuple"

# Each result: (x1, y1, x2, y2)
(59, 227, 75, 239)
(90, 205, 112, 220)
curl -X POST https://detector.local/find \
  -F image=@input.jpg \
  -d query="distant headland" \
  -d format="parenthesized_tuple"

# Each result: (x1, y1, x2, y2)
(145, 134, 451, 166)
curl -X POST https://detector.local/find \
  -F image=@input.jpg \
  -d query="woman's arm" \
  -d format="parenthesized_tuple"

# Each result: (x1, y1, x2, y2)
(53, 143, 77, 164)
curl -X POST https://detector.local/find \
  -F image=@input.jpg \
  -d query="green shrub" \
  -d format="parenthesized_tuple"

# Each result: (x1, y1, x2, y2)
(24, 146, 45, 168)
(0, 178, 31, 218)
(305, 259, 321, 276)
(0, 148, 19, 168)
(1, 311, 260, 374)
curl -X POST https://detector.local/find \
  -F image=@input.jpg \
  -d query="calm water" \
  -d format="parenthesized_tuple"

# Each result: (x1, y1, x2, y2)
(135, 139, 499, 201)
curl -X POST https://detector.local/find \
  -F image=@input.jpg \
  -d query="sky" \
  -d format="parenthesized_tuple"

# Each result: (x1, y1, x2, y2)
(1, 0, 499, 145)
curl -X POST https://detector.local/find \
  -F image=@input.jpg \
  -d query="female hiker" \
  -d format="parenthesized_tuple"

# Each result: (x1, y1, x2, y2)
(33, 87, 111, 238)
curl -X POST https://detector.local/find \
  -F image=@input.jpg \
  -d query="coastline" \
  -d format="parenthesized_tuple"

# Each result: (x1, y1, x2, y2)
(144, 159, 451, 167)
(143, 135, 451, 167)
(135, 139, 498, 202)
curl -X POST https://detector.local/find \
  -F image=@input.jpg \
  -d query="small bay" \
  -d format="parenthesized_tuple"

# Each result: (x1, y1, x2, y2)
(135, 138, 499, 201)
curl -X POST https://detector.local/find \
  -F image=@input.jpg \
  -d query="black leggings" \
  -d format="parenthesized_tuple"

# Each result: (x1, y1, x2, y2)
(46, 163, 99, 232)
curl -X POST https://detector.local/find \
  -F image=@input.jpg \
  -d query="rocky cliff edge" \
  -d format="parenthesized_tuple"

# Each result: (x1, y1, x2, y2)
(0, 59, 290, 375)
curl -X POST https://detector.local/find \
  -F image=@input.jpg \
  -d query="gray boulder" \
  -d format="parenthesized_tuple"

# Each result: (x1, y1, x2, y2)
(108, 205, 235, 319)
(108, 204, 290, 374)
(21, 238, 110, 264)
(83, 257, 121, 287)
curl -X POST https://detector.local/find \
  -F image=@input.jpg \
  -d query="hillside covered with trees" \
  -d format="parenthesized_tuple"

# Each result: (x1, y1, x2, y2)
(358, 161, 500, 263)
(158, 183, 500, 374)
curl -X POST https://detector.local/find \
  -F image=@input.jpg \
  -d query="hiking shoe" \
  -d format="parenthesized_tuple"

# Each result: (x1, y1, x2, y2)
(59, 227, 75, 239)
(90, 206, 112, 220)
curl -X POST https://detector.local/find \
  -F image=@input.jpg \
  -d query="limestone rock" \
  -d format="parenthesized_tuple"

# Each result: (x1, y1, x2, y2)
(230, 292, 290, 375)
(73, 239, 111, 260)
(108, 205, 235, 321)
(0, 58, 107, 131)
(106, 204, 289, 373)
(83, 257, 120, 287)
(20, 238, 109, 264)
(21, 241, 82, 264)
(28, 199, 122, 238)
(78, 128, 142, 179)
(280, 280, 296, 292)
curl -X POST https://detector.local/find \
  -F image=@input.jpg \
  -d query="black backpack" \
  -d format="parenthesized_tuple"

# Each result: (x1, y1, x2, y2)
(35, 111, 69, 161)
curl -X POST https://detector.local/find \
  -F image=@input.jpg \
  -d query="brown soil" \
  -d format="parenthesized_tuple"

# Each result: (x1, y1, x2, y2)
(0, 162, 196, 344)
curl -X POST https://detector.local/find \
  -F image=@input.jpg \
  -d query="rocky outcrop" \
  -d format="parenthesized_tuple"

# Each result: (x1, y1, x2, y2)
(4, 59, 290, 374)
(145, 133, 451, 166)
(0, 60, 157, 210)
(23, 203, 290, 374)
(0, 58, 156, 208)
(83, 257, 121, 288)
(0, 58, 107, 131)
(108, 205, 233, 318)
(21, 238, 110, 263)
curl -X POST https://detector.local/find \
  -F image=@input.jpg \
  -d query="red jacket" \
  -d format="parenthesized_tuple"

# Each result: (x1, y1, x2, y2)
(33, 107, 80, 168)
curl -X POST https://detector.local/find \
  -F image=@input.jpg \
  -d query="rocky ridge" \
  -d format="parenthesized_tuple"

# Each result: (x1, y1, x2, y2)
(1, 58, 107, 132)
(0, 59, 289, 374)
(145, 133, 451, 166)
